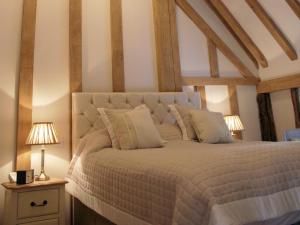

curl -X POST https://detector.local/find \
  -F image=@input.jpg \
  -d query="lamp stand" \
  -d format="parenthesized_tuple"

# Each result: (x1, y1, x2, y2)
(36, 145, 50, 181)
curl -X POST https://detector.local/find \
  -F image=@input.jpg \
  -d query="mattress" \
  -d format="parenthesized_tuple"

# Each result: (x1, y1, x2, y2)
(66, 134, 300, 225)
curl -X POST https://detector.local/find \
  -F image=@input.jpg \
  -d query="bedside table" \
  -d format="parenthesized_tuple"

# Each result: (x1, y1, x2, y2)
(2, 178, 67, 225)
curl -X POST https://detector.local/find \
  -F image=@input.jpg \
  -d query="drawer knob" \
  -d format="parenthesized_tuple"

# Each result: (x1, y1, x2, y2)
(30, 200, 48, 207)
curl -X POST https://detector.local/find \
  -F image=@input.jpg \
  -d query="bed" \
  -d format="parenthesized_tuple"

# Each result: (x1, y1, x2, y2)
(66, 92, 300, 225)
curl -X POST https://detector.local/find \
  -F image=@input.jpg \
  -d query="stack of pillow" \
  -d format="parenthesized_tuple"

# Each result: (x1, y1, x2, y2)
(97, 104, 233, 150)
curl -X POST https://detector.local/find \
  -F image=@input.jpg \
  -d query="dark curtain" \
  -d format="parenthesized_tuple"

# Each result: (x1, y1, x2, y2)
(257, 93, 277, 141)
(291, 88, 300, 128)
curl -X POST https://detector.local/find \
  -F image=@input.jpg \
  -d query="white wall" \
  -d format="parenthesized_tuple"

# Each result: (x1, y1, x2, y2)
(224, 0, 300, 80)
(271, 90, 296, 141)
(31, 0, 71, 224)
(237, 86, 262, 141)
(0, 0, 22, 223)
(82, 0, 112, 92)
(31, 0, 70, 180)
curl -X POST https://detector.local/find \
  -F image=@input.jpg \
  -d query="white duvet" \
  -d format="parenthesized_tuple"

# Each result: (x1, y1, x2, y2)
(66, 130, 300, 225)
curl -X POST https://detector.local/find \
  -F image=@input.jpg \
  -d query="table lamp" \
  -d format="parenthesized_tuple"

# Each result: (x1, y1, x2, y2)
(224, 115, 244, 136)
(26, 122, 59, 181)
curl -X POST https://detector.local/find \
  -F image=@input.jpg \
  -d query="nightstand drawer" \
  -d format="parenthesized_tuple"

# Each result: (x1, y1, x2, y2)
(18, 218, 58, 225)
(17, 189, 59, 218)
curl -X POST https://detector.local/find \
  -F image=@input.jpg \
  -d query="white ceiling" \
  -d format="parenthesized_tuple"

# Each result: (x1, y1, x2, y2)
(222, 0, 300, 79)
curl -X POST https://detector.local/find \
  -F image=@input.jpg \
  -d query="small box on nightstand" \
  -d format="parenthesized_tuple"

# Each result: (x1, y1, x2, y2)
(2, 178, 67, 225)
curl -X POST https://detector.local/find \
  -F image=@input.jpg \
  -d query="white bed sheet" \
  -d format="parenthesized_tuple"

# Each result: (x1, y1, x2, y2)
(66, 138, 300, 225)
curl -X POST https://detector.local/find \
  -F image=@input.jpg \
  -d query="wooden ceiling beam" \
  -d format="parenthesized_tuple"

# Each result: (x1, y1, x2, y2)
(286, 0, 300, 20)
(257, 73, 300, 94)
(182, 76, 259, 86)
(205, 0, 268, 68)
(246, 0, 297, 61)
(175, 0, 259, 80)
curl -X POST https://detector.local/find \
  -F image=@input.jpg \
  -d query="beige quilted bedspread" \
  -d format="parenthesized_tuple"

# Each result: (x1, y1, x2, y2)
(67, 134, 300, 225)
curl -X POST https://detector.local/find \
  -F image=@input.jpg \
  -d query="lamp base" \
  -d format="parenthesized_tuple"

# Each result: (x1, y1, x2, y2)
(35, 171, 50, 181)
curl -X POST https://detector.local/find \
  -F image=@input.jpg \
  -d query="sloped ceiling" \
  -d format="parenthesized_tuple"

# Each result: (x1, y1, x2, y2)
(223, 0, 300, 80)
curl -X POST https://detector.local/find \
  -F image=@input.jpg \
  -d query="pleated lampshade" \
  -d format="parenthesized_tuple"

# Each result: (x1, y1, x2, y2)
(224, 115, 244, 132)
(26, 122, 59, 145)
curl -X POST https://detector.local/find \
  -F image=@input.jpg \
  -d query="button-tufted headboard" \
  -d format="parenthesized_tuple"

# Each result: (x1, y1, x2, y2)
(72, 92, 200, 151)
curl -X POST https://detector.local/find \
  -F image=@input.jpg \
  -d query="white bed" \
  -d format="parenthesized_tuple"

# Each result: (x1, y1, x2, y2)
(66, 92, 300, 225)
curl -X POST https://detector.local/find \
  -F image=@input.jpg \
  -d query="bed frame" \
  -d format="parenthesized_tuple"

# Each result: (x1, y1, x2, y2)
(71, 92, 200, 225)
(73, 198, 115, 225)
(70, 92, 300, 225)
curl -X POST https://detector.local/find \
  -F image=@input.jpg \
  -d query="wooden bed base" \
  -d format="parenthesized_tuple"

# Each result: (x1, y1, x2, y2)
(73, 197, 115, 225)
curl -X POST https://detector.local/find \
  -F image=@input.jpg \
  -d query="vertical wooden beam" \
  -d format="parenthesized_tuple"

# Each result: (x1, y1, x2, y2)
(16, 0, 37, 170)
(207, 39, 219, 78)
(110, 0, 125, 92)
(246, 0, 297, 61)
(69, 0, 82, 161)
(168, 0, 182, 91)
(228, 85, 242, 139)
(69, 2, 83, 223)
(291, 88, 300, 128)
(204, 0, 267, 68)
(69, 0, 82, 93)
(196, 86, 207, 110)
(153, 0, 182, 91)
(286, 0, 300, 20)
(175, 0, 259, 80)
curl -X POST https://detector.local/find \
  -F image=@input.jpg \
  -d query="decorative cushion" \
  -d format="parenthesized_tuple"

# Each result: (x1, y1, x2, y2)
(98, 105, 165, 150)
(155, 124, 183, 141)
(190, 110, 233, 144)
(98, 108, 129, 149)
(169, 104, 197, 141)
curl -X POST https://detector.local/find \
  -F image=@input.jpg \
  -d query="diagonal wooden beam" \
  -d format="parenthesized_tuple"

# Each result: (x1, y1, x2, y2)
(246, 0, 297, 61)
(207, 39, 219, 77)
(175, 0, 259, 80)
(16, 0, 37, 170)
(286, 0, 300, 20)
(205, 0, 268, 68)
(110, 0, 125, 92)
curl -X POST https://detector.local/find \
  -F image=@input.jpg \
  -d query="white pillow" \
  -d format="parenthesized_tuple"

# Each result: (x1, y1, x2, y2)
(98, 105, 165, 150)
(169, 104, 197, 141)
(190, 110, 233, 144)
(98, 108, 128, 149)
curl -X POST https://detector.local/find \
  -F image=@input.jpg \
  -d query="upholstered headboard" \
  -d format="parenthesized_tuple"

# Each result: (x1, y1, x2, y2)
(72, 92, 200, 151)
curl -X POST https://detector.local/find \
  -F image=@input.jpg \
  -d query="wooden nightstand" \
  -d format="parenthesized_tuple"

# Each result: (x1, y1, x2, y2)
(2, 178, 67, 225)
